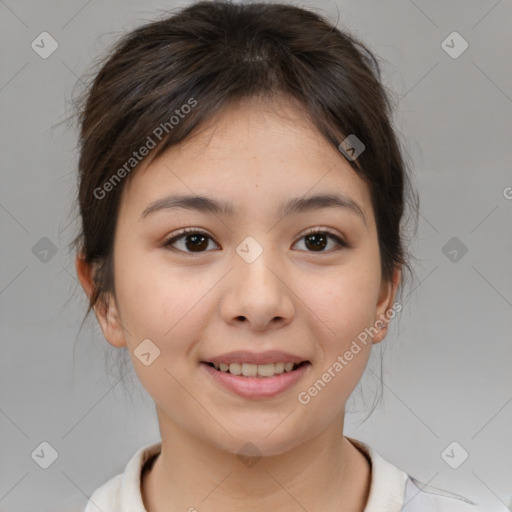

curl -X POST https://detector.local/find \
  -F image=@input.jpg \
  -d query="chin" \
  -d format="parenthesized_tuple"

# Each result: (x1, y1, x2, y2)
(208, 425, 307, 459)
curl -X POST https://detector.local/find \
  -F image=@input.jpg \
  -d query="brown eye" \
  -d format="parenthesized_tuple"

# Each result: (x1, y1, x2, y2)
(164, 229, 219, 253)
(294, 229, 349, 253)
(163, 228, 349, 255)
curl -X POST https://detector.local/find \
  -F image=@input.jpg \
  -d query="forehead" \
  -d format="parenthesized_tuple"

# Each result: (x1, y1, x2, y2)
(121, 96, 373, 222)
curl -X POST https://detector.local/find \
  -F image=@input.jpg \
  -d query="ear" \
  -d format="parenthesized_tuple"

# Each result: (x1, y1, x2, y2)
(372, 267, 401, 344)
(75, 253, 127, 348)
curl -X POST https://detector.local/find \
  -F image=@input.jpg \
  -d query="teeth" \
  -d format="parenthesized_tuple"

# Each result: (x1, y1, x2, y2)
(210, 361, 301, 377)
(274, 362, 285, 373)
(257, 363, 274, 377)
(229, 363, 242, 375)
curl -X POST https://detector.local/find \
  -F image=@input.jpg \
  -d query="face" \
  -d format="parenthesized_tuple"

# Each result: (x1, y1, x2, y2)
(79, 96, 399, 456)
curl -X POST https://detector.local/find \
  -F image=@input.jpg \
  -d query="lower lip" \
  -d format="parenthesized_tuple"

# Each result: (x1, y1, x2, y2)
(200, 362, 310, 399)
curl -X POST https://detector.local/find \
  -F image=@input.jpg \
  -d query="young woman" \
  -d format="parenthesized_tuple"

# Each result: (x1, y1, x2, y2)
(73, 2, 485, 510)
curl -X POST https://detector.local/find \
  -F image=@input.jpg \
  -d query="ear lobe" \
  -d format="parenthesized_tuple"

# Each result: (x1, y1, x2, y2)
(372, 267, 401, 344)
(75, 253, 127, 349)
(94, 295, 127, 348)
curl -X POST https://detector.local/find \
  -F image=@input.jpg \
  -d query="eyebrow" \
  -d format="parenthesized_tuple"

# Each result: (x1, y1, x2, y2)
(139, 193, 366, 226)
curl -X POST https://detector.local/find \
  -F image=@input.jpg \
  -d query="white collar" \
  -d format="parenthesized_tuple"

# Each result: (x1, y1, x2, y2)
(346, 436, 408, 511)
(117, 437, 408, 511)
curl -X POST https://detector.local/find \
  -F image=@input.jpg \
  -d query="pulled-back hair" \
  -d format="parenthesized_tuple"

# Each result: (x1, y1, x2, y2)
(71, 0, 419, 329)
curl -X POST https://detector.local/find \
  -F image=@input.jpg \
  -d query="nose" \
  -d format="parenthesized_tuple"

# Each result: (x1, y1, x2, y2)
(220, 244, 295, 332)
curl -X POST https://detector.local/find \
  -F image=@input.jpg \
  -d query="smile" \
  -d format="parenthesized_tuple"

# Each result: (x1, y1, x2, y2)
(200, 361, 311, 398)
(205, 361, 307, 378)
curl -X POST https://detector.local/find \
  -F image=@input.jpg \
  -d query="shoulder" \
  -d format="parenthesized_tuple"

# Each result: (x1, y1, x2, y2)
(83, 474, 123, 512)
(345, 437, 493, 512)
(82, 441, 162, 512)
(402, 476, 489, 511)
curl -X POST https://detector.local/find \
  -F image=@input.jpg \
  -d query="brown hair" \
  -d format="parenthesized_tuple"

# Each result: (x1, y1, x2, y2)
(70, 1, 419, 372)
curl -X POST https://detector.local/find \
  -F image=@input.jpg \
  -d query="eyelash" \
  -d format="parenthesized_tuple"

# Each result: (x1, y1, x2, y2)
(162, 227, 351, 255)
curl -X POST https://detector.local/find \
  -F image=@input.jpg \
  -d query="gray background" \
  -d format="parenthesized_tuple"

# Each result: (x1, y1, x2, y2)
(1, 0, 511, 511)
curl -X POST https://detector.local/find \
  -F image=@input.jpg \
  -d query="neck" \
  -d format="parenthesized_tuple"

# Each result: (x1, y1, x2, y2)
(142, 409, 371, 512)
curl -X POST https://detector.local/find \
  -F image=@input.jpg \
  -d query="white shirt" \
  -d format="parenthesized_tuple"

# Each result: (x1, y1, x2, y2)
(83, 437, 491, 511)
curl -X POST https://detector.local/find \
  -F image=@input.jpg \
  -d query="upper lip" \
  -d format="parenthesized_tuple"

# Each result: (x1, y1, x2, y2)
(202, 350, 309, 365)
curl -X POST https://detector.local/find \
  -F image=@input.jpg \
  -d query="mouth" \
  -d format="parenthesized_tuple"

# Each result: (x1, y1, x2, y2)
(200, 359, 311, 398)
(201, 360, 310, 378)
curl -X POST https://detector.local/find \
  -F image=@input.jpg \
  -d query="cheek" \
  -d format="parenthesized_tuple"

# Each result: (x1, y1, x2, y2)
(305, 256, 381, 345)
(113, 249, 210, 405)
(297, 268, 377, 412)
(113, 245, 213, 351)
